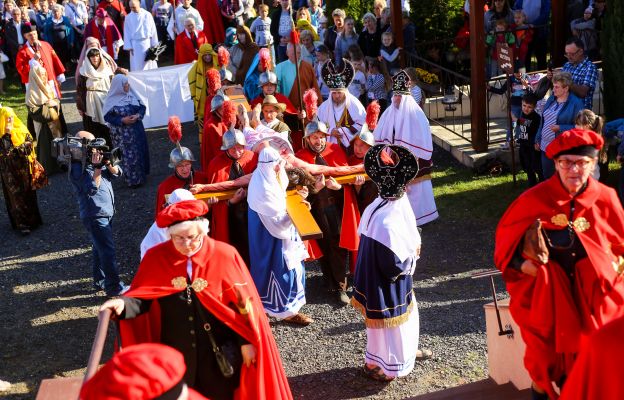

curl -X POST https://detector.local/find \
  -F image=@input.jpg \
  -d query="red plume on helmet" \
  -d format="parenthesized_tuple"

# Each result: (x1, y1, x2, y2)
(303, 89, 318, 120)
(365, 101, 381, 131)
(290, 29, 300, 45)
(259, 48, 271, 72)
(168, 116, 183, 151)
(206, 68, 221, 95)
(217, 46, 230, 68)
(222, 100, 237, 129)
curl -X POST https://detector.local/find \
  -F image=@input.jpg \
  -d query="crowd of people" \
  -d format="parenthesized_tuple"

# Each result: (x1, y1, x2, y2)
(1, 0, 623, 399)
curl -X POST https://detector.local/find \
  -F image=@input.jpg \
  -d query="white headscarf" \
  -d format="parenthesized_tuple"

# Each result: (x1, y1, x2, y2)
(247, 147, 308, 269)
(80, 46, 115, 124)
(102, 74, 141, 118)
(140, 189, 200, 259)
(373, 94, 433, 161)
(358, 195, 420, 264)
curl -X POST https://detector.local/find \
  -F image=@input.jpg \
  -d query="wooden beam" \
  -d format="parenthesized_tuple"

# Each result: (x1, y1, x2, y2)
(390, 0, 404, 67)
(286, 191, 323, 240)
(469, 0, 488, 152)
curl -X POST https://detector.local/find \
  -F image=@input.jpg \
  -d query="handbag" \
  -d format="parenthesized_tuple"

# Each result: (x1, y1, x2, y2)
(522, 219, 549, 265)
(30, 159, 49, 190)
(196, 301, 242, 378)
(29, 100, 60, 124)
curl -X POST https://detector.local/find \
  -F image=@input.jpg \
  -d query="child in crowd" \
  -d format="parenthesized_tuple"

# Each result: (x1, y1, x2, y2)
(488, 60, 531, 149)
(366, 57, 389, 111)
(576, 109, 606, 180)
(317, 15, 328, 42)
(379, 31, 400, 75)
(348, 46, 367, 104)
(571, 7, 598, 60)
(308, 0, 323, 30)
(514, 93, 542, 187)
(485, 19, 515, 78)
(250, 4, 273, 47)
(404, 67, 425, 108)
(314, 44, 330, 100)
(510, 9, 532, 69)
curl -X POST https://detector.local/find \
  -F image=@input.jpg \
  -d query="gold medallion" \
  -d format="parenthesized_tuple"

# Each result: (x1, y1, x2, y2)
(191, 278, 209, 293)
(572, 217, 590, 233)
(551, 214, 569, 227)
(171, 276, 187, 289)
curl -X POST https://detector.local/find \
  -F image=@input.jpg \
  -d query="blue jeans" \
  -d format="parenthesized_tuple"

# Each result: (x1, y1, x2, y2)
(82, 216, 122, 296)
(541, 151, 555, 179)
(508, 104, 522, 142)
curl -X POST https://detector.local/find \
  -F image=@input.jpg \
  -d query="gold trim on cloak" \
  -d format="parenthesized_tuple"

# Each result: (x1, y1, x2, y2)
(550, 214, 591, 233)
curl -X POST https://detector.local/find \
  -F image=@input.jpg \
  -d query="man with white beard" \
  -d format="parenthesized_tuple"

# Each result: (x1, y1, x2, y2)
(316, 59, 366, 149)
(374, 70, 439, 225)
(123, 0, 159, 71)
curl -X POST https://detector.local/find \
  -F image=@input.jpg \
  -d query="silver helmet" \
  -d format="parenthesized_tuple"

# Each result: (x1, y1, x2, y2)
(258, 71, 278, 87)
(220, 128, 247, 150)
(352, 124, 375, 147)
(304, 117, 329, 138)
(168, 146, 195, 168)
(210, 91, 230, 112)
(220, 67, 233, 83)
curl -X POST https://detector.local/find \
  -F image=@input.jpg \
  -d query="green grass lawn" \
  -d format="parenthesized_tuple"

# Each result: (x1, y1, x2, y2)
(2, 77, 28, 123)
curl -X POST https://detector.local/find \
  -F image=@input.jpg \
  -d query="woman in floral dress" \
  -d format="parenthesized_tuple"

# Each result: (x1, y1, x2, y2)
(0, 106, 43, 234)
(102, 74, 150, 188)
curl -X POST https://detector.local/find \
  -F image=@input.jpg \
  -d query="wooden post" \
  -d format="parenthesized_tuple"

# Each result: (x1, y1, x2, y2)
(469, 0, 488, 152)
(551, 0, 566, 67)
(390, 0, 404, 67)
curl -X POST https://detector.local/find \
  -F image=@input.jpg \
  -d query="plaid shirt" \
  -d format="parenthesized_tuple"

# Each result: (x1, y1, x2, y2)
(562, 57, 598, 109)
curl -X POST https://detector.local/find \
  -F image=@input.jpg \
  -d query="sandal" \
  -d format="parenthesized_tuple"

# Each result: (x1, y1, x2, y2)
(416, 348, 433, 360)
(283, 313, 313, 326)
(362, 365, 394, 382)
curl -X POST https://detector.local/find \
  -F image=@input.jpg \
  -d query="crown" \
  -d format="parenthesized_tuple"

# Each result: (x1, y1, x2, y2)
(392, 70, 411, 95)
(321, 59, 355, 90)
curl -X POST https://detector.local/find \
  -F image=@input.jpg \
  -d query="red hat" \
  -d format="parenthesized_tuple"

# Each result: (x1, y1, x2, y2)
(545, 128, 604, 159)
(95, 8, 108, 18)
(79, 343, 186, 400)
(156, 199, 208, 228)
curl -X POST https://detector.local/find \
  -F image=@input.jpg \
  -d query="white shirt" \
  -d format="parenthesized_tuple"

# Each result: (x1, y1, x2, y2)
(169, 5, 203, 35)
(64, 1, 88, 27)
(124, 8, 158, 44)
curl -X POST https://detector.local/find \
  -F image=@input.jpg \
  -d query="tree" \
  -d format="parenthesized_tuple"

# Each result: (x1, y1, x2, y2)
(602, 0, 624, 120)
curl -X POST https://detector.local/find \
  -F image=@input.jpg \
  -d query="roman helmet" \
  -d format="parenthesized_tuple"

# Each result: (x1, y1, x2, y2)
(220, 127, 247, 150)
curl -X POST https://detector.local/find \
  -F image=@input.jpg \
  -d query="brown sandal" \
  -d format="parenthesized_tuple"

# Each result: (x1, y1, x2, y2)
(283, 313, 314, 326)
(362, 364, 395, 382)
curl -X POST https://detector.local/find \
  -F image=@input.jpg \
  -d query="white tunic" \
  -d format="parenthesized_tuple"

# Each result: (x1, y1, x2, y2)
(316, 92, 366, 148)
(123, 9, 159, 71)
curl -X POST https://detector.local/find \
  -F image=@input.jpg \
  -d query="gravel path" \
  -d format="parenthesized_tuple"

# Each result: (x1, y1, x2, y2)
(0, 78, 506, 399)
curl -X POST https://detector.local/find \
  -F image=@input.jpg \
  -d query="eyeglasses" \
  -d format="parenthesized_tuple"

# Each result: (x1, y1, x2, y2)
(171, 233, 203, 244)
(564, 48, 582, 58)
(556, 158, 594, 170)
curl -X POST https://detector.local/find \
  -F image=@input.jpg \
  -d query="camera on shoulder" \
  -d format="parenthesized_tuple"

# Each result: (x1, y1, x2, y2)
(52, 136, 122, 170)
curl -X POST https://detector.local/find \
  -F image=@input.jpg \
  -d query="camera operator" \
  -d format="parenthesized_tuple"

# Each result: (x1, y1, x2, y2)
(70, 131, 126, 297)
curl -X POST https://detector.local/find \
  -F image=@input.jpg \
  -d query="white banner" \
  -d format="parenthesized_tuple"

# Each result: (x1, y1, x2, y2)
(126, 63, 195, 129)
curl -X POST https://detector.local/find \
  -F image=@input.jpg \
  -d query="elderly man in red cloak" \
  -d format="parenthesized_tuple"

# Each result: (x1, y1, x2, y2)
(101, 200, 293, 400)
(205, 128, 258, 265)
(494, 129, 624, 400)
(174, 18, 207, 65)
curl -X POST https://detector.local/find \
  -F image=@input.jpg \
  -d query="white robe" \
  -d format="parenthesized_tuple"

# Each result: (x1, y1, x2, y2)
(374, 95, 439, 225)
(316, 92, 366, 148)
(123, 9, 159, 71)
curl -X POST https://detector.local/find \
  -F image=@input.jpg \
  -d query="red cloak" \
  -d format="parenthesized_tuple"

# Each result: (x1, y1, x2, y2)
(15, 41, 66, 96)
(174, 30, 208, 65)
(84, 17, 121, 58)
(205, 150, 258, 242)
(201, 114, 228, 171)
(154, 171, 210, 217)
(494, 175, 624, 399)
(119, 238, 293, 400)
(560, 315, 624, 400)
(295, 144, 360, 252)
(196, 0, 225, 43)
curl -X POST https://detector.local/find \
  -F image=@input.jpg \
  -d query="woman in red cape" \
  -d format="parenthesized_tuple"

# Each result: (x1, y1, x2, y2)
(101, 200, 293, 400)
(494, 129, 624, 399)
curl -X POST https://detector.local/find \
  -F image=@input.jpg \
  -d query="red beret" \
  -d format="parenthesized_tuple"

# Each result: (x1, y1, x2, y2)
(95, 8, 108, 18)
(156, 199, 208, 228)
(545, 128, 604, 159)
(79, 343, 186, 400)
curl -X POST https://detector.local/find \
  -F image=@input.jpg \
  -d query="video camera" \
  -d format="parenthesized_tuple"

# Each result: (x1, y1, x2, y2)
(52, 135, 122, 170)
